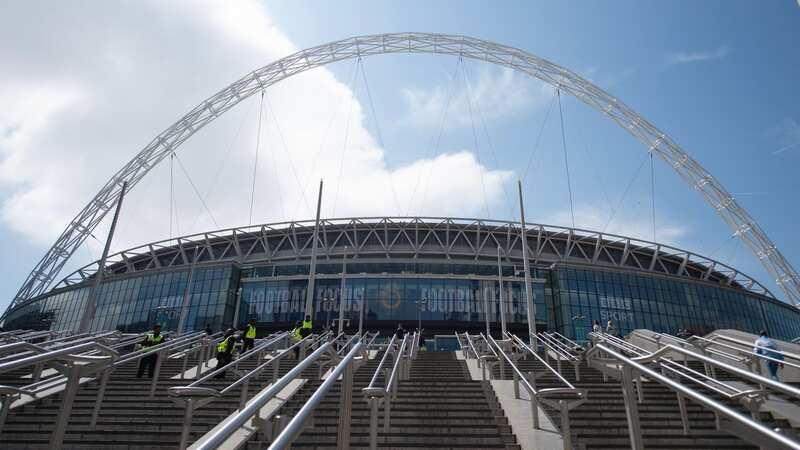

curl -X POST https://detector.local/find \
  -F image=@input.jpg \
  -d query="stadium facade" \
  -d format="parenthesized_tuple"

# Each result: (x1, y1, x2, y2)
(3, 217, 799, 341)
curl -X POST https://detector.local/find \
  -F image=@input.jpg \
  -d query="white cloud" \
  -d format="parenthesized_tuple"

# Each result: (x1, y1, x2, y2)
(0, 1, 512, 270)
(400, 66, 549, 129)
(540, 204, 689, 247)
(768, 118, 800, 155)
(667, 46, 729, 65)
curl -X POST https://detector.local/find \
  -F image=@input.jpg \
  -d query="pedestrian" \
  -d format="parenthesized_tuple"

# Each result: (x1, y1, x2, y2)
(204, 323, 213, 336)
(592, 320, 601, 334)
(215, 328, 237, 379)
(606, 320, 617, 337)
(754, 330, 784, 381)
(419, 334, 427, 352)
(291, 321, 303, 359)
(395, 323, 405, 339)
(300, 315, 313, 338)
(242, 319, 257, 353)
(137, 324, 165, 378)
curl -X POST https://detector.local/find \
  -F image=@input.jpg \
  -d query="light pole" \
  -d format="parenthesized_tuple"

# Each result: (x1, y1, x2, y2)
(415, 298, 428, 334)
(337, 246, 347, 334)
(497, 245, 507, 336)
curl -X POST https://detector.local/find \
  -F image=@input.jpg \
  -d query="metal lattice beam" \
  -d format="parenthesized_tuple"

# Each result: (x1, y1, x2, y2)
(11, 32, 800, 307)
(45, 217, 773, 300)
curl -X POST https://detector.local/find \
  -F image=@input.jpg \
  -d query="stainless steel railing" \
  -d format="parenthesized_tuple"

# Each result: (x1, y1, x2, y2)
(537, 331, 583, 381)
(488, 333, 586, 450)
(588, 343, 800, 450)
(362, 333, 413, 450)
(269, 336, 367, 450)
(587, 330, 800, 440)
(168, 331, 301, 450)
(589, 331, 767, 409)
(192, 334, 368, 450)
(692, 333, 800, 376)
(0, 339, 119, 450)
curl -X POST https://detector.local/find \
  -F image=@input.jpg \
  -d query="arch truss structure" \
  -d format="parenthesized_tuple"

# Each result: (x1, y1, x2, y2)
(12, 32, 800, 307)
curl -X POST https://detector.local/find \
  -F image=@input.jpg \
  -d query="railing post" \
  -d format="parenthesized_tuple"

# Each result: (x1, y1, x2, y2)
(48, 363, 82, 450)
(90, 367, 112, 429)
(0, 393, 13, 436)
(676, 393, 690, 434)
(273, 355, 281, 383)
(239, 378, 250, 411)
(383, 396, 391, 432)
(530, 391, 540, 429)
(336, 360, 355, 450)
(178, 398, 194, 450)
(559, 399, 571, 450)
(512, 368, 520, 399)
(150, 348, 166, 398)
(620, 365, 644, 450)
(368, 397, 379, 450)
(180, 349, 190, 380)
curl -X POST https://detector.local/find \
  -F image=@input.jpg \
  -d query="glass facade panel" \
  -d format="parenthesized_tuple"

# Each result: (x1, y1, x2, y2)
(3, 260, 799, 341)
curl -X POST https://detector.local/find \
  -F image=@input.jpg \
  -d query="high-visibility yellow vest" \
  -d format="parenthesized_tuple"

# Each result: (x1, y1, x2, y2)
(217, 336, 234, 353)
(245, 324, 256, 339)
(301, 320, 312, 330)
(292, 328, 302, 341)
(143, 333, 164, 351)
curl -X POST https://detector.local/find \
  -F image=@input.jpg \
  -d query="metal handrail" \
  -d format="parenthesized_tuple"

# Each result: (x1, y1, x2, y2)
(365, 331, 380, 349)
(487, 334, 585, 450)
(641, 344, 800, 401)
(362, 333, 412, 450)
(509, 333, 576, 388)
(167, 331, 296, 450)
(269, 340, 365, 450)
(542, 332, 582, 359)
(364, 335, 397, 391)
(0, 340, 119, 450)
(4, 330, 61, 343)
(192, 340, 339, 450)
(693, 334, 800, 371)
(591, 344, 800, 450)
(589, 332, 769, 409)
(537, 333, 575, 361)
(386, 333, 409, 391)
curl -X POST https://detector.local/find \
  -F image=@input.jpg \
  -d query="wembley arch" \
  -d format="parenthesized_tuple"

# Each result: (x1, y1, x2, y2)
(11, 32, 800, 308)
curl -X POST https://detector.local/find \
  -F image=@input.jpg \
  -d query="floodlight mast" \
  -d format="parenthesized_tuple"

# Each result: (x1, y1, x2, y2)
(10, 32, 800, 309)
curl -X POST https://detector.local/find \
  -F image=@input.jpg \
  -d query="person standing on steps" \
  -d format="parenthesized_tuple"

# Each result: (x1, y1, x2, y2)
(300, 315, 313, 338)
(605, 320, 617, 337)
(204, 323, 213, 336)
(137, 323, 165, 378)
(754, 330, 784, 381)
(291, 321, 303, 359)
(242, 318, 257, 353)
(215, 328, 237, 379)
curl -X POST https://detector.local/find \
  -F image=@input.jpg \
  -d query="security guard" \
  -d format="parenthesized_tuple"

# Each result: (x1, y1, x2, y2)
(137, 324, 165, 378)
(215, 328, 237, 379)
(291, 321, 303, 359)
(300, 315, 313, 338)
(242, 319, 257, 352)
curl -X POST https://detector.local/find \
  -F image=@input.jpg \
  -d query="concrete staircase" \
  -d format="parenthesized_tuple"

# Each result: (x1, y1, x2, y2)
(0, 351, 307, 449)
(249, 351, 520, 449)
(491, 354, 800, 449)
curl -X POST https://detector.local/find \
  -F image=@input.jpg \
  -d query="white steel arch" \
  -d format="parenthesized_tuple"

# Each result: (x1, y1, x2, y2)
(12, 32, 800, 307)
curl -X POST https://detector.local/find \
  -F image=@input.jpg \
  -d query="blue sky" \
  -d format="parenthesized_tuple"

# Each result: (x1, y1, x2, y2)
(0, 1, 798, 313)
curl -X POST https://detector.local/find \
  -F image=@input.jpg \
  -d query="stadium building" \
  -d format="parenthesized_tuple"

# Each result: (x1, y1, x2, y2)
(2, 33, 800, 343)
(2, 32, 800, 450)
(3, 217, 799, 341)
